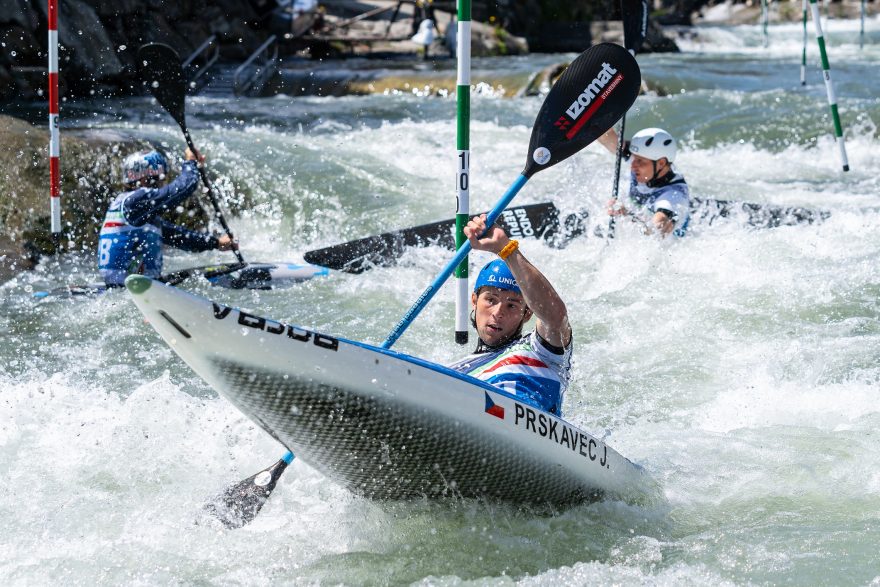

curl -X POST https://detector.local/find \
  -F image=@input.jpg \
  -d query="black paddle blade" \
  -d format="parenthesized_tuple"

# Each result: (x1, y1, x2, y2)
(304, 202, 568, 273)
(621, 0, 650, 54)
(203, 457, 289, 529)
(137, 43, 188, 130)
(523, 42, 640, 178)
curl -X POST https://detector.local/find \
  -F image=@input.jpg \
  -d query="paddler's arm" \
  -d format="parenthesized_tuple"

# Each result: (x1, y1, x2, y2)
(161, 220, 237, 252)
(598, 128, 619, 154)
(651, 190, 689, 237)
(598, 127, 631, 159)
(122, 157, 201, 227)
(464, 214, 571, 349)
(652, 210, 675, 235)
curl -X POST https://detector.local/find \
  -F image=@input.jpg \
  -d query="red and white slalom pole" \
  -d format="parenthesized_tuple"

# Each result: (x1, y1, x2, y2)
(48, 0, 61, 234)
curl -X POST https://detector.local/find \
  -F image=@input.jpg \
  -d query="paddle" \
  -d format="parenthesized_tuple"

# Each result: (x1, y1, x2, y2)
(136, 43, 246, 264)
(32, 263, 250, 299)
(158, 262, 248, 287)
(382, 42, 641, 349)
(303, 202, 565, 273)
(607, 0, 650, 240)
(203, 452, 294, 529)
(207, 43, 639, 529)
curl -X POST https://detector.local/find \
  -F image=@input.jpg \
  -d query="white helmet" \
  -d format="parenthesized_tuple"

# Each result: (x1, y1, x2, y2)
(629, 128, 676, 163)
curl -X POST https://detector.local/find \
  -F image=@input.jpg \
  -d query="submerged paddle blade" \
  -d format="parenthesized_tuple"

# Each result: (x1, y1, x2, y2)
(203, 457, 290, 529)
(137, 43, 188, 130)
(523, 42, 640, 178)
(621, 0, 650, 54)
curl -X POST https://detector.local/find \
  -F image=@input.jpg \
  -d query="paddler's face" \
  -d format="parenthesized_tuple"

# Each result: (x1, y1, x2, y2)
(472, 287, 530, 346)
(631, 154, 668, 183)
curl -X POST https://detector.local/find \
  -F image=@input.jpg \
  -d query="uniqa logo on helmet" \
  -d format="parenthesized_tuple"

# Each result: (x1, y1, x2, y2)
(564, 62, 619, 121)
(487, 273, 517, 288)
(474, 260, 521, 295)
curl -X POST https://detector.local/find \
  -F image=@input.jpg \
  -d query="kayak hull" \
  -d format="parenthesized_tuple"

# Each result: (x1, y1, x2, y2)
(126, 276, 656, 506)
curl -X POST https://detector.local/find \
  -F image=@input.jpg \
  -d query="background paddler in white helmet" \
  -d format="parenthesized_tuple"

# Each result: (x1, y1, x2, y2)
(599, 127, 691, 237)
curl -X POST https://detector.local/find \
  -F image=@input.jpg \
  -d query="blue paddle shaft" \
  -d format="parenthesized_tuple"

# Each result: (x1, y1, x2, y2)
(382, 173, 530, 349)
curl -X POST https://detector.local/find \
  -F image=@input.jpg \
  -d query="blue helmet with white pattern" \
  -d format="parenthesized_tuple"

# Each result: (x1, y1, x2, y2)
(473, 259, 521, 295)
(122, 149, 167, 185)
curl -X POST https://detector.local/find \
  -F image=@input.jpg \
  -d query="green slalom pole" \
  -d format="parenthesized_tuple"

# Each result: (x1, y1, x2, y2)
(808, 0, 850, 172)
(761, 0, 769, 48)
(454, 0, 471, 345)
(801, 0, 808, 85)
(861, 0, 866, 50)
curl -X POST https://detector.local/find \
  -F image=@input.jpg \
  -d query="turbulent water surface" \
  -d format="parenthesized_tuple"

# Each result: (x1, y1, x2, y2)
(2, 18, 880, 586)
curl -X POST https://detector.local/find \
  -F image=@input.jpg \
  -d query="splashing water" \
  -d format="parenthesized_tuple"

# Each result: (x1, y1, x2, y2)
(2, 23, 880, 585)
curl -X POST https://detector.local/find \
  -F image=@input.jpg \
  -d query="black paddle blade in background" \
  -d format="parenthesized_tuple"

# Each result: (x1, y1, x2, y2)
(137, 43, 188, 129)
(303, 202, 580, 273)
(523, 43, 640, 178)
(621, 0, 650, 54)
(203, 457, 290, 529)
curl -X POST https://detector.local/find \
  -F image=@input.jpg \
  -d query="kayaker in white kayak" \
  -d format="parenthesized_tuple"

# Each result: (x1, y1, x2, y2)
(599, 127, 691, 237)
(447, 213, 573, 416)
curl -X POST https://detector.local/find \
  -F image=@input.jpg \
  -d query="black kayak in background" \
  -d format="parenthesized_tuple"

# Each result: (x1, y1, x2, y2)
(32, 197, 830, 298)
(304, 202, 585, 274)
(688, 197, 830, 229)
(304, 198, 830, 273)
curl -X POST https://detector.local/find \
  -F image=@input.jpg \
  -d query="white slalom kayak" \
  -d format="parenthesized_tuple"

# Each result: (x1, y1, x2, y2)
(200, 262, 329, 289)
(32, 261, 329, 299)
(126, 275, 657, 506)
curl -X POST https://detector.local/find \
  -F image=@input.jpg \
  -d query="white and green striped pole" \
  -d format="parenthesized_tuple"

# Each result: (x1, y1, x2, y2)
(801, 0, 808, 85)
(761, 0, 770, 48)
(809, 0, 849, 172)
(454, 0, 471, 345)
(860, 0, 866, 50)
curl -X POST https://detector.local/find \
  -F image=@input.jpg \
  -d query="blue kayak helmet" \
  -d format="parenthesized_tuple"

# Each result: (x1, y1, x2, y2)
(473, 259, 521, 295)
(472, 259, 530, 349)
(122, 149, 167, 185)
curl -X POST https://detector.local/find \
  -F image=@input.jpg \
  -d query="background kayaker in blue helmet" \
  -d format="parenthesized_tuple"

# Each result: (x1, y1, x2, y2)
(97, 147, 236, 286)
(598, 127, 691, 237)
(447, 213, 573, 416)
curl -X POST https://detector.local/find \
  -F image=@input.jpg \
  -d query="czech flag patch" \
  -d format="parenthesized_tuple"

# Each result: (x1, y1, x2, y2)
(484, 392, 505, 420)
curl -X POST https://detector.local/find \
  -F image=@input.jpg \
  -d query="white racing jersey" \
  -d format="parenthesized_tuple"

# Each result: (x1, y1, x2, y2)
(447, 331, 573, 416)
(628, 170, 690, 236)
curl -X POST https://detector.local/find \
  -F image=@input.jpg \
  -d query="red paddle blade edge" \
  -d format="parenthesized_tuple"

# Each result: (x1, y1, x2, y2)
(524, 43, 641, 178)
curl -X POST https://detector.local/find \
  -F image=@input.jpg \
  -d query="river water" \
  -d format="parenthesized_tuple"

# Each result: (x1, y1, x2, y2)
(2, 17, 880, 586)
